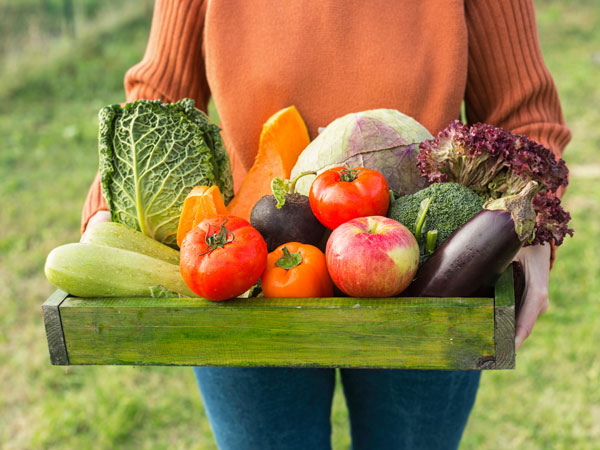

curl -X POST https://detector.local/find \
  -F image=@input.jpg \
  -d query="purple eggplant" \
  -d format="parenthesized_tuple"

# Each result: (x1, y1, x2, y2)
(404, 181, 539, 297)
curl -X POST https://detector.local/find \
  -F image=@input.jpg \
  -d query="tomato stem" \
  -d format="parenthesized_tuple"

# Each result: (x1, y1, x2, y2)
(337, 168, 362, 182)
(275, 246, 303, 270)
(200, 217, 235, 255)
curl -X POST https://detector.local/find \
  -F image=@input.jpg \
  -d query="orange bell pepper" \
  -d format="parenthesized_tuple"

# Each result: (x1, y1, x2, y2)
(261, 242, 333, 298)
(177, 185, 228, 247)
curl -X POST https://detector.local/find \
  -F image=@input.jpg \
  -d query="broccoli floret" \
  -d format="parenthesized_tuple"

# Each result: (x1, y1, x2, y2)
(388, 182, 484, 251)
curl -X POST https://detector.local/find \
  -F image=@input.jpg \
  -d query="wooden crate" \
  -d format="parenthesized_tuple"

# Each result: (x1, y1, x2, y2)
(42, 265, 516, 370)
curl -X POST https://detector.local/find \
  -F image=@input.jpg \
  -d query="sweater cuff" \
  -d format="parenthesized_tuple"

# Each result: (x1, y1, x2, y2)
(125, 84, 172, 104)
(81, 172, 109, 234)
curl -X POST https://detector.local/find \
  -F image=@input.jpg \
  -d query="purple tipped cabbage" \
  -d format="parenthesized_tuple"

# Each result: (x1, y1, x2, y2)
(290, 109, 433, 196)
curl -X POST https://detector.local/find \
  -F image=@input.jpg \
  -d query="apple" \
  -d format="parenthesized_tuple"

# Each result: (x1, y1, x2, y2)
(326, 216, 419, 297)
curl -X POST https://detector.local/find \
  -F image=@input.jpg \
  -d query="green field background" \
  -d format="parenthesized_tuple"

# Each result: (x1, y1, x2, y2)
(1, 1, 598, 448)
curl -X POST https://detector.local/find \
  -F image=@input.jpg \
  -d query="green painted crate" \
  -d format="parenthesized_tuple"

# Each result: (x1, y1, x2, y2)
(42, 265, 516, 370)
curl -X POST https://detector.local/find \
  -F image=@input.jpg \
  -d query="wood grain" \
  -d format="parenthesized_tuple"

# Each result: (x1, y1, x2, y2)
(42, 289, 69, 365)
(491, 265, 516, 369)
(45, 266, 517, 369)
(59, 296, 495, 369)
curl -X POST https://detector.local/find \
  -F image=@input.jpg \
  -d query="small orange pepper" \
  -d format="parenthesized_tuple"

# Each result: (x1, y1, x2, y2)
(261, 242, 333, 298)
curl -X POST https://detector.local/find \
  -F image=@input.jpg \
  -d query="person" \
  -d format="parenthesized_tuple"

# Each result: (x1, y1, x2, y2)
(82, 1, 571, 448)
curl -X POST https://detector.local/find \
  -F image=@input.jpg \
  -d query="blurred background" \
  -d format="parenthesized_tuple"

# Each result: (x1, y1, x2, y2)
(0, 0, 598, 448)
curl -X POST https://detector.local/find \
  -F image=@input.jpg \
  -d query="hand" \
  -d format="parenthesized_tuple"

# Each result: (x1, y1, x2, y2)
(81, 210, 111, 240)
(512, 244, 551, 350)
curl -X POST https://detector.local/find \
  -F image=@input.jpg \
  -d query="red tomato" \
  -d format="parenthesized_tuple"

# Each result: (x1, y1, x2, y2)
(309, 167, 390, 229)
(180, 215, 267, 301)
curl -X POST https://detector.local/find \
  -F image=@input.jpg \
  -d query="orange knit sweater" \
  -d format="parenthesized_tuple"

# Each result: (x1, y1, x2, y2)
(82, 0, 570, 232)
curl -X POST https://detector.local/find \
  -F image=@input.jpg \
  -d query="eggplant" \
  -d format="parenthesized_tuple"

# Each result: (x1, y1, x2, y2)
(404, 181, 539, 297)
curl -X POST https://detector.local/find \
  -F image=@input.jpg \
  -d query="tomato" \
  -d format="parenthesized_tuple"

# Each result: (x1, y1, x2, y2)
(261, 242, 333, 298)
(309, 167, 390, 229)
(180, 215, 267, 301)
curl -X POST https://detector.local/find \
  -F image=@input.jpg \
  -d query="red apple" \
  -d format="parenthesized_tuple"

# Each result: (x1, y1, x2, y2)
(326, 216, 419, 297)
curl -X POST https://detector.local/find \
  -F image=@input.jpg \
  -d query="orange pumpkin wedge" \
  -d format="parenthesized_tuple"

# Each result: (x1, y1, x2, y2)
(177, 185, 228, 247)
(227, 105, 310, 221)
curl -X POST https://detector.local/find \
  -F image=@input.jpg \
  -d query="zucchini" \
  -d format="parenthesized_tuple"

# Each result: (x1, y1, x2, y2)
(45, 243, 196, 298)
(81, 222, 180, 264)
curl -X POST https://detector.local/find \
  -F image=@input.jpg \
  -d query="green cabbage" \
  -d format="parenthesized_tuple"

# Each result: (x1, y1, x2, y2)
(290, 109, 433, 196)
(98, 99, 233, 248)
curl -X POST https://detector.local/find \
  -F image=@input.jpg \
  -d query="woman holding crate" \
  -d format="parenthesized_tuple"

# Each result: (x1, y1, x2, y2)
(82, 1, 570, 448)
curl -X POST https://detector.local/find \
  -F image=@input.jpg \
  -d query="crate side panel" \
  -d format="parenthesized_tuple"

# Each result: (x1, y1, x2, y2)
(60, 296, 488, 309)
(493, 265, 516, 369)
(60, 297, 495, 369)
(42, 290, 70, 365)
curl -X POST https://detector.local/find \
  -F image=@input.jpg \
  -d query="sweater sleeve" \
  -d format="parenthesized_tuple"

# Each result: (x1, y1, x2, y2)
(81, 0, 210, 233)
(464, 0, 571, 265)
(464, 0, 571, 158)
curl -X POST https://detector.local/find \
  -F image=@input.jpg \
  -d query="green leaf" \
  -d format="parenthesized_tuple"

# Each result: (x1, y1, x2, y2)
(271, 172, 317, 208)
(98, 99, 233, 248)
(271, 177, 288, 209)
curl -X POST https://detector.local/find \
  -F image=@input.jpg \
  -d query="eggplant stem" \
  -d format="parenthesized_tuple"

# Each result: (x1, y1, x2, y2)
(484, 180, 539, 242)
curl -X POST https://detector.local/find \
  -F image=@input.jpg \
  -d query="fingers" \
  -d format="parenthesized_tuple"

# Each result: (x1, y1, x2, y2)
(515, 285, 549, 350)
(513, 244, 551, 351)
(81, 210, 111, 241)
(87, 210, 111, 228)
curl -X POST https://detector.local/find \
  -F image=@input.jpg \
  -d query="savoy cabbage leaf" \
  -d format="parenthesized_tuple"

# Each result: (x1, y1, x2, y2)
(99, 98, 233, 248)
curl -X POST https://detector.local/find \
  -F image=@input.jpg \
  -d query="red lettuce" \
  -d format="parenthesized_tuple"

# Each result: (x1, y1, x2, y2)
(417, 120, 572, 246)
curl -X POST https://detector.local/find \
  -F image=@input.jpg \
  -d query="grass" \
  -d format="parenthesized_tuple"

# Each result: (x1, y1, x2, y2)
(461, 2, 600, 448)
(0, 0, 598, 448)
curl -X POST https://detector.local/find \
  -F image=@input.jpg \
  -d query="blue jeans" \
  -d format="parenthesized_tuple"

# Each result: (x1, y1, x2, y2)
(193, 367, 480, 450)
